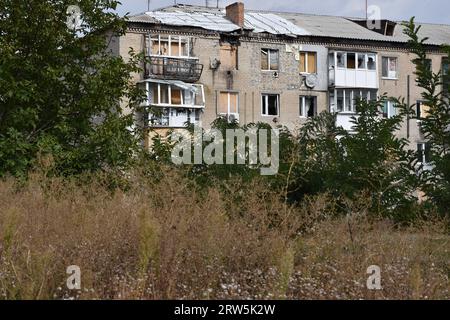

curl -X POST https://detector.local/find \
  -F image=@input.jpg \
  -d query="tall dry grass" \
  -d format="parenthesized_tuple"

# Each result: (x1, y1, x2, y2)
(0, 170, 448, 300)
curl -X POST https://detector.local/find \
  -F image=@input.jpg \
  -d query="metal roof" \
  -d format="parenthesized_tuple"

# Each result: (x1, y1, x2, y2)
(128, 4, 450, 45)
(130, 9, 310, 36)
(392, 23, 450, 46)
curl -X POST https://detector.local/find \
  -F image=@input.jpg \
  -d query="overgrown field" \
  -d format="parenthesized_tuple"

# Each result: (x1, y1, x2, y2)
(0, 171, 448, 300)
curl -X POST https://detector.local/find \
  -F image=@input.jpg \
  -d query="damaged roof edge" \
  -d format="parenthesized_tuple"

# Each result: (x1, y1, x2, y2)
(127, 4, 450, 46)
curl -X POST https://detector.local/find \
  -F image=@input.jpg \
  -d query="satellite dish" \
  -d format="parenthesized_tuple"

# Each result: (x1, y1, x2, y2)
(305, 74, 318, 88)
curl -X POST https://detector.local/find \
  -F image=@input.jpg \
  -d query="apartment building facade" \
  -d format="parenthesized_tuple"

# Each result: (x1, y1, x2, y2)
(110, 2, 450, 161)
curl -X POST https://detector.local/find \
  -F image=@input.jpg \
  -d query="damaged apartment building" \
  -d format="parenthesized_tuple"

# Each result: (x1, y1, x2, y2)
(109, 2, 450, 165)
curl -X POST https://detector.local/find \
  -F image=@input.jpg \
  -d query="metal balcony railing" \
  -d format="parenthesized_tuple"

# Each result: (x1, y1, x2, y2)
(145, 56, 204, 83)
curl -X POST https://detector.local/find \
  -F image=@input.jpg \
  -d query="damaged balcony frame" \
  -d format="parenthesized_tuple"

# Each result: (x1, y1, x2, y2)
(145, 34, 204, 83)
(140, 79, 205, 128)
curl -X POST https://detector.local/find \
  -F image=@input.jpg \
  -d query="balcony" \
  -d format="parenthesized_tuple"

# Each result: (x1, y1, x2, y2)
(145, 56, 204, 83)
(329, 51, 378, 89)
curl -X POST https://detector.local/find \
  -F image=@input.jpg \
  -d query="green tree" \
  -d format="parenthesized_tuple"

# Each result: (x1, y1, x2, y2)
(339, 97, 419, 216)
(289, 99, 419, 218)
(403, 18, 450, 214)
(0, 0, 144, 177)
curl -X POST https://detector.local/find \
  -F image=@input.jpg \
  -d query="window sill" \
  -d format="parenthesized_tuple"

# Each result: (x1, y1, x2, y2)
(261, 114, 279, 117)
(261, 70, 279, 72)
(382, 77, 399, 80)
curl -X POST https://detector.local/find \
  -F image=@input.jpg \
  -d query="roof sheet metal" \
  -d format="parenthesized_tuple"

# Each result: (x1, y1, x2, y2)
(128, 5, 450, 45)
(277, 12, 398, 42)
(244, 12, 310, 36)
(135, 10, 311, 36)
(393, 23, 450, 46)
(143, 10, 240, 32)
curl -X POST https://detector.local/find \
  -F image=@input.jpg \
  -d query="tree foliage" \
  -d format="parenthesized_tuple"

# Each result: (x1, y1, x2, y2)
(0, 0, 144, 177)
(403, 18, 450, 214)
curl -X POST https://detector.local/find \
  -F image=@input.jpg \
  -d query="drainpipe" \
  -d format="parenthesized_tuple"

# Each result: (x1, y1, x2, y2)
(407, 74, 410, 139)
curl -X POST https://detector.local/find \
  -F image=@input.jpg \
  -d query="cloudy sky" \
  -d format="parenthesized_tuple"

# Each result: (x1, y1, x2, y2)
(117, 0, 450, 24)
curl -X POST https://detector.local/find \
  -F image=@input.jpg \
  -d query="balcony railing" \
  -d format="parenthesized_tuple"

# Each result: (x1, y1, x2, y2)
(145, 56, 204, 83)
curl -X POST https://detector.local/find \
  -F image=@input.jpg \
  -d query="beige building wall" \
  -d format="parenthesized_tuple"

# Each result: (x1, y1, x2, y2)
(116, 27, 447, 149)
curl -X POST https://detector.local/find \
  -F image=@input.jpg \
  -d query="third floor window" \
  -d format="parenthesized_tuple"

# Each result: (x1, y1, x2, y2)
(150, 35, 191, 57)
(261, 48, 279, 71)
(299, 52, 317, 74)
(382, 57, 398, 79)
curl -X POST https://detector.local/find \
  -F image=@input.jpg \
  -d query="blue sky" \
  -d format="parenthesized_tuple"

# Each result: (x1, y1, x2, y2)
(117, 0, 450, 24)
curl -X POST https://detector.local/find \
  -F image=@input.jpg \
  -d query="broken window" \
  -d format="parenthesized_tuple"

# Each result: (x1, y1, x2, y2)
(357, 53, 367, 69)
(150, 35, 191, 57)
(367, 54, 376, 70)
(299, 52, 317, 74)
(299, 96, 317, 118)
(220, 44, 238, 70)
(336, 52, 346, 68)
(382, 57, 398, 78)
(148, 82, 204, 107)
(262, 94, 279, 116)
(261, 49, 279, 71)
(218, 92, 239, 116)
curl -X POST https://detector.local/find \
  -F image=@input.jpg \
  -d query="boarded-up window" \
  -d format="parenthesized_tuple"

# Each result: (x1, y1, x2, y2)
(171, 36, 180, 56)
(218, 92, 229, 114)
(171, 88, 182, 105)
(220, 44, 237, 69)
(218, 92, 238, 114)
(299, 52, 317, 73)
(347, 53, 356, 69)
(159, 37, 169, 56)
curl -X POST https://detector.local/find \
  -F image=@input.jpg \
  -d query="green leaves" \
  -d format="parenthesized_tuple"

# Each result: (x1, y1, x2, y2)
(0, 0, 144, 177)
(403, 18, 450, 214)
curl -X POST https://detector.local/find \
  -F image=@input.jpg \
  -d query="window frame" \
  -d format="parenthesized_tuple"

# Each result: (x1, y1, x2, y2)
(148, 82, 205, 108)
(417, 142, 431, 165)
(218, 91, 239, 116)
(331, 89, 377, 113)
(299, 51, 317, 74)
(261, 93, 280, 117)
(299, 96, 317, 118)
(149, 34, 193, 58)
(261, 48, 280, 71)
(382, 56, 398, 79)
(382, 100, 397, 118)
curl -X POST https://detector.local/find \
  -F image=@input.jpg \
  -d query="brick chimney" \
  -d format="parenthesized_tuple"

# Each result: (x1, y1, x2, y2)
(226, 2, 245, 28)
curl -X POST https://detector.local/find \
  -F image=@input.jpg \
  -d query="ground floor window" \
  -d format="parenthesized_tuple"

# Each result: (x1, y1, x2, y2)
(261, 94, 279, 116)
(299, 96, 317, 118)
(417, 142, 431, 164)
(330, 89, 377, 113)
